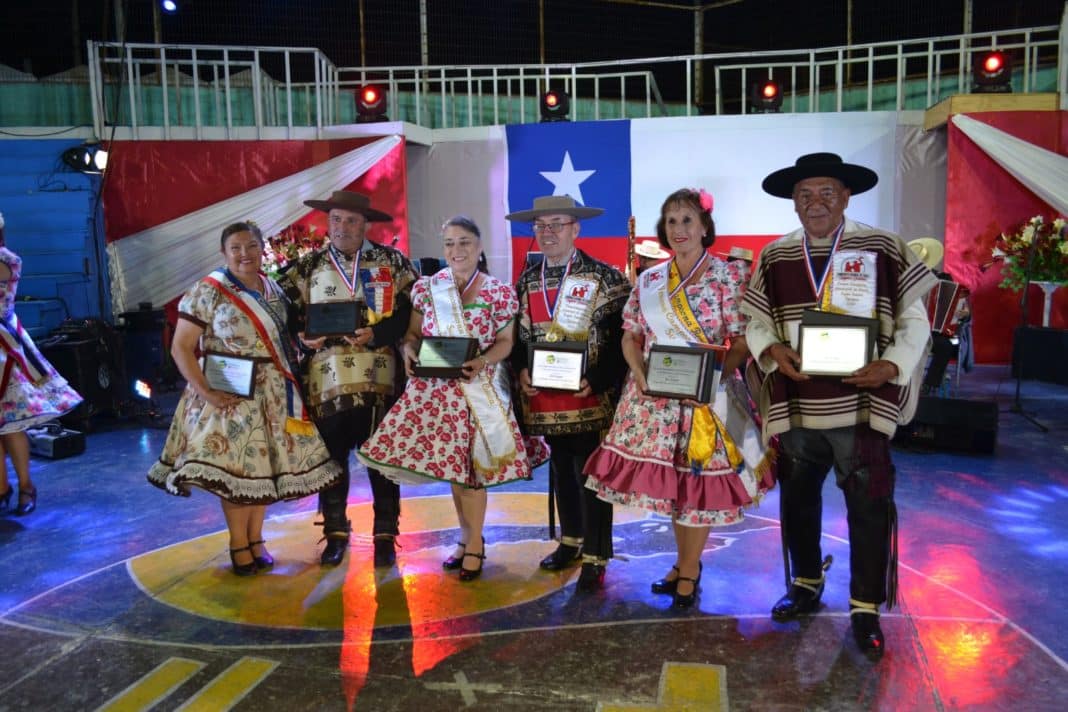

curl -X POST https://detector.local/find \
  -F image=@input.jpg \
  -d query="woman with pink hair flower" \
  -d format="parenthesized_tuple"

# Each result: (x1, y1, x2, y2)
(584, 188, 774, 608)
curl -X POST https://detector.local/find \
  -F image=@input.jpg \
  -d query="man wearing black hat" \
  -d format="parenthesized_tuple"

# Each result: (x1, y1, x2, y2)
(506, 195, 630, 591)
(279, 190, 418, 567)
(741, 154, 937, 655)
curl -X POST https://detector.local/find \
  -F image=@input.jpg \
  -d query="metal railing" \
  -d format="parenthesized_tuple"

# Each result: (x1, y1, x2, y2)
(80, 18, 1064, 138)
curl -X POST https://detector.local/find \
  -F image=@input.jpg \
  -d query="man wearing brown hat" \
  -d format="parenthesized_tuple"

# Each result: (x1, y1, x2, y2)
(279, 190, 418, 567)
(506, 195, 630, 591)
(740, 153, 937, 655)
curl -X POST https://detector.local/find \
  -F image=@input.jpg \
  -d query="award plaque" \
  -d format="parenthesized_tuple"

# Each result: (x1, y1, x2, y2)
(644, 344, 725, 402)
(305, 300, 364, 338)
(413, 336, 480, 378)
(528, 340, 587, 391)
(798, 309, 878, 376)
(203, 352, 256, 398)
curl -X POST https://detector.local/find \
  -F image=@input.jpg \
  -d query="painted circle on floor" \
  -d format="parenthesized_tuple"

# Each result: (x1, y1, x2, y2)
(128, 492, 647, 630)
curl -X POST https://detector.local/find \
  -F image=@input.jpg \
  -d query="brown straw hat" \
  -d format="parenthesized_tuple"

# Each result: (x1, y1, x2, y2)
(505, 195, 605, 222)
(304, 190, 393, 222)
(762, 152, 879, 199)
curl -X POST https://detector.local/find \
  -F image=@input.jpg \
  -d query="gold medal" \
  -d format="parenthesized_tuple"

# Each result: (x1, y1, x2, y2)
(545, 330, 560, 342)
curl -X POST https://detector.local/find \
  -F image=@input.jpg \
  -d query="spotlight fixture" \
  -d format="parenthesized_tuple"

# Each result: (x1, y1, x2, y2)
(61, 142, 109, 174)
(972, 50, 1012, 93)
(540, 89, 570, 122)
(750, 79, 783, 113)
(356, 84, 389, 123)
(161, 1, 178, 13)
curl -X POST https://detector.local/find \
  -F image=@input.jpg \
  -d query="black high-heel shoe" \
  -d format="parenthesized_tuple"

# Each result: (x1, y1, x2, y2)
(458, 551, 486, 581)
(249, 540, 274, 571)
(671, 564, 703, 608)
(229, 546, 257, 576)
(443, 542, 466, 570)
(652, 562, 701, 595)
(0, 484, 12, 514)
(12, 486, 36, 516)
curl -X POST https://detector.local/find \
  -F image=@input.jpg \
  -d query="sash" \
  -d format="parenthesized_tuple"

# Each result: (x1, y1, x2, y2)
(639, 260, 743, 472)
(429, 271, 518, 476)
(0, 313, 50, 394)
(203, 270, 314, 436)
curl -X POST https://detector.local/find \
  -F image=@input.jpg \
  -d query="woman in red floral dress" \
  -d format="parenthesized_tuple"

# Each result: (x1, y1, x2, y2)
(359, 216, 540, 581)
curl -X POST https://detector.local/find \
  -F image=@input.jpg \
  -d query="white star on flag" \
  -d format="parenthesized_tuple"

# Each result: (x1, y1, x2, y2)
(539, 151, 596, 205)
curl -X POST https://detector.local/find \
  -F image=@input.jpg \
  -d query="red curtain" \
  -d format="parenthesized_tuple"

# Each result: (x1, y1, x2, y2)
(944, 111, 1068, 364)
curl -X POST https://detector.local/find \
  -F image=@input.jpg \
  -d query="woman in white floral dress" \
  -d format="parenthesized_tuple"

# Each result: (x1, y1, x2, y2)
(584, 189, 774, 607)
(359, 216, 542, 581)
(0, 247, 83, 516)
(149, 222, 340, 575)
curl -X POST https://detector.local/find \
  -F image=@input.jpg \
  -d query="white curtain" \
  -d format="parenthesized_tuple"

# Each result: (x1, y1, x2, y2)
(952, 114, 1068, 216)
(107, 135, 402, 315)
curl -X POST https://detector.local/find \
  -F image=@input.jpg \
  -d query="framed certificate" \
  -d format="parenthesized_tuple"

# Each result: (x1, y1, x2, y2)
(413, 336, 479, 378)
(528, 340, 587, 391)
(305, 301, 364, 338)
(644, 344, 725, 402)
(798, 309, 879, 376)
(203, 352, 256, 398)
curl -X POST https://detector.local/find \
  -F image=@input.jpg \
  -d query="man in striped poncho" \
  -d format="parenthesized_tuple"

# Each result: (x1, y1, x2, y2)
(741, 153, 937, 657)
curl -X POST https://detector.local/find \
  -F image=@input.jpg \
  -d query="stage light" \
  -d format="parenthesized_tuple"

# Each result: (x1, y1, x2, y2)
(161, 1, 178, 12)
(356, 84, 389, 123)
(134, 380, 153, 399)
(750, 80, 783, 113)
(540, 89, 570, 122)
(61, 143, 108, 174)
(973, 50, 1012, 93)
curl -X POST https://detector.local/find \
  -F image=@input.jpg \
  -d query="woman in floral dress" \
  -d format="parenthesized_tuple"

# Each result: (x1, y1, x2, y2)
(359, 215, 539, 581)
(0, 247, 83, 516)
(584, 189, 774, 607)
(149, 222, 340, 575)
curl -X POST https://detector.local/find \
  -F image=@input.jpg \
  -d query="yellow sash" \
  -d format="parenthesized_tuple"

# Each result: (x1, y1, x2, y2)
(666, 261, 743, 472)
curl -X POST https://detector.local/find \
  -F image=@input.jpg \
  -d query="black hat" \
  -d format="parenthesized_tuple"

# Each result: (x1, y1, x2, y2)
(761, 152, 878, 199)
(304, 190, 393, 222)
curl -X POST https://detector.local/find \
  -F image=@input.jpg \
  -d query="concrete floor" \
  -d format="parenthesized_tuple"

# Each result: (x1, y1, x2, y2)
(1, 365, 1065, 711)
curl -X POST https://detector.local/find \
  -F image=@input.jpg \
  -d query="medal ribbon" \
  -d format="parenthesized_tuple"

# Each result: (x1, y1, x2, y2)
(454, 268, 480, 301)
(328, 243, 361, 297)
(668, 251, 709, 300)
(802, 221, 845, 303)
(540, 249, 576, 320)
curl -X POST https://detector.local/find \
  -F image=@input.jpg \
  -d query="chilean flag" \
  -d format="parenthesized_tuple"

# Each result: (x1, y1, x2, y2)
(506, 120, 632, 278)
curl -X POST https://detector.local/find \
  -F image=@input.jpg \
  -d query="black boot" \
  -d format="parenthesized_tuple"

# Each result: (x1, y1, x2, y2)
(850, 600, 885, 657)
(771, 574, 825, 621)
(539, 539, 582, 571)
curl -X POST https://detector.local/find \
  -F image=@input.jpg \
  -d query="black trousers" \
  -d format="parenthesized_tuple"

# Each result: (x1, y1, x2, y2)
(316, 408, 400, 537)
(922, 332, 956, 390)
(547, 432, 613, 560)
(778, 427, 893, 605)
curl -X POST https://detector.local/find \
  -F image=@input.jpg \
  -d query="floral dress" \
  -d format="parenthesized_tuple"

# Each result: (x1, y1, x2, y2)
(148, 275, 340, 504)
(584, 257, 772, 527)
(359, 273, 542, 488)
(0, 249, 82, 433)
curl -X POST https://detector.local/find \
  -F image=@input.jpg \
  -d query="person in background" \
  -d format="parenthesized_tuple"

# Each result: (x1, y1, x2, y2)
(741, 153, 937, 656)
(584, 188, 772, 608)
(635, 238, 671, 275)
(148, 222, 340, 574)
(359, 215, 541, 581)
(507, 195, 631, 591)
(279, 191, 418, 567)
(0, 247, 83, 516)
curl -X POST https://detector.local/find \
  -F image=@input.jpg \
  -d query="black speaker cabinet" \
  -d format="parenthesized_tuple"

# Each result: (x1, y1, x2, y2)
(40, 332, 125, 430)
(1012, 326, 1068, 385)
(895, 396, 998, 454)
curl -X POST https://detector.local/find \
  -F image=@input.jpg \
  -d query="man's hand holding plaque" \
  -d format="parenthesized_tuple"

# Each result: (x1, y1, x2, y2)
(305, 300, 365, 338)
(528, 340, 587, 392)
(797, 309, 878, 377)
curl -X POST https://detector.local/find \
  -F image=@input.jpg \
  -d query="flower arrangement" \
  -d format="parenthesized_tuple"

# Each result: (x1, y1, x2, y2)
(262, 223, 325, 279)
(991, 215, 1068, 291)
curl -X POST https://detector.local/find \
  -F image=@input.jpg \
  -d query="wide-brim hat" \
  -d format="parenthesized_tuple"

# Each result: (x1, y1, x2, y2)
(908, 237, 944, 270)
(304, 190, 393, 222)
(716, 246, 754, 262)
(762, 152, 879, 199)
(635, 239, 671, 260)
(505, 195, 604, 222)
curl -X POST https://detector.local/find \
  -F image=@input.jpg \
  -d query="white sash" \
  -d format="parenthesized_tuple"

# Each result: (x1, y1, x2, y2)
(429, 271, 518, 476)
(637, 262, 692, 346)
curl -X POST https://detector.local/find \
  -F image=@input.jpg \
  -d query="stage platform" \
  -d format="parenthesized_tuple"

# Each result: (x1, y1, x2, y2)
(1, 365, 1066, 710)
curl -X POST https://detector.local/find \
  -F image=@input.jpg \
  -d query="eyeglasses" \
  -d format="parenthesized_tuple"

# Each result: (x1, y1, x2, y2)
(531, 221, 576, 234)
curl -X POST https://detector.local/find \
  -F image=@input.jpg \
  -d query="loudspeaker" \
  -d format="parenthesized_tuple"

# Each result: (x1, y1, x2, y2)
(39, 320, 126, 430)
(27, 423, 86, 459)
(1012, 326, 1068, 385)
(895, 396, 998, 454)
